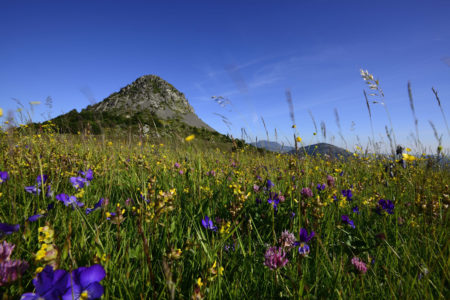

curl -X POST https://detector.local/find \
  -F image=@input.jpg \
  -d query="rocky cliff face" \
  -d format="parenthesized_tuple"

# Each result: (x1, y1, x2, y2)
(85, 75, 214, 131)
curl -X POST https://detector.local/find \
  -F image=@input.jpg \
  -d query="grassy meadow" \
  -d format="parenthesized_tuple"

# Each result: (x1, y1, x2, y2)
(0, 120, 448, 299)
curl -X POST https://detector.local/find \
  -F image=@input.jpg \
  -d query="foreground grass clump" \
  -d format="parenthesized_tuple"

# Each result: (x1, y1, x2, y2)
(0, 129, 448, 299)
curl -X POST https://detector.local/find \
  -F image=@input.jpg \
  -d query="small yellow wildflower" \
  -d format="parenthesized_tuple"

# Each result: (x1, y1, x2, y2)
(185, 134, 195, 142)
(0, 108, 3, 117)
(296, 136, 302, 142)
(196, 277, 203, 288)
(292, 124, 296, 128)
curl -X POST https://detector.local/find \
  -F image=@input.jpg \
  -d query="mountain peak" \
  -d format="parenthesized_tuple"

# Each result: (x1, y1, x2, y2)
(87, 74, 195, 115)
(83, 74, 213, 131)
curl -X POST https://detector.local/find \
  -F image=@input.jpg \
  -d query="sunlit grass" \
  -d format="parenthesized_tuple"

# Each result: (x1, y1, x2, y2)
(0, 122, 448, 299)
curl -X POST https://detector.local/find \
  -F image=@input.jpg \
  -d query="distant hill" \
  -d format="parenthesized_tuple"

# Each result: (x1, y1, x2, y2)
(251, 140, 352, 159)
(289, 143, 352, 159)
(250, 140, 294, 153)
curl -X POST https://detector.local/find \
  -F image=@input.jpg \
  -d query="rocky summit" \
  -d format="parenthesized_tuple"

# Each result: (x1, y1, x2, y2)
(84, 74, 214, 131)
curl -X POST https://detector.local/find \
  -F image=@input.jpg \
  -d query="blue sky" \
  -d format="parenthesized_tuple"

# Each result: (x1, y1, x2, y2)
(1, 0, 449, 153)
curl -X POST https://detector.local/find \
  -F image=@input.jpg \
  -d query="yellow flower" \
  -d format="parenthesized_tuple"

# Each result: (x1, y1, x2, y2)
(402, 153, 416, 162)
(185, 134, 195, 142)
(296, 136, 302, 142)
(0, 108, 3, 117)
(292, 124, 296, 128)
(406, 147, 411, 152)
(196, 277, 203, 288)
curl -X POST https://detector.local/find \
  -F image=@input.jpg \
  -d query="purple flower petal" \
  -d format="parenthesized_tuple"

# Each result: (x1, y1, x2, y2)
(28, 214, 44, 222)
(0, 223, 20, 236)
(79, 264, 106, 289)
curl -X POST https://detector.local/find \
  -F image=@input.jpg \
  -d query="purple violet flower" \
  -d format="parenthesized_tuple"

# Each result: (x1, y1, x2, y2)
(376, 199, 395, 215)
(25, 174, 49, 195)
(297, 228, 315, 256)
(80, 169, 93, 181)
(341, 215, 355, 228)
(0, 223, 20, 237)
(86, 198, 104, 215)
(62, 264, 106, 300)
(28, 214, 44, 222)
(201, 216, 217, 231)
(267, 192, 280, 210)
(21, 265, 69, 299)
(0, 171, 9, 183)
(266, 179, 274, 190)
(56, 193, 84, 209)
(341, 189, 353, 201)
(316, 183, 326, 192)
(70, 176, 87, 190)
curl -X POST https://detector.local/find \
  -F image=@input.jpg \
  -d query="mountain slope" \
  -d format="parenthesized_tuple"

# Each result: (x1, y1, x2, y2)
(46, 74, 217, 137)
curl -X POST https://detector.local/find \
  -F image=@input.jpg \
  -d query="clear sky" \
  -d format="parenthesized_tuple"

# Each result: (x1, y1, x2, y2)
(1, 0, 449, 153)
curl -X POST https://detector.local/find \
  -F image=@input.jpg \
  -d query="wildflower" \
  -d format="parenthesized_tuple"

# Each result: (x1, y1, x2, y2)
(0, 171, 9, 183)
(376, 199, 395, 215)
(185, 134, 195, 142)
(301, 187, 313, 198)
(0, 241, 15, 263)
(79, 169, 94, 181)
(0, 223, 20, 237)
(56, 193, 84, 209)
(0, 108, 2, 117)
(25, 185, 40, 195)
(266, 179, 274, 190)
(341, 189, 353, 201)
(174, 162, 180, 168)
(168, 248, 182, 260)
(316, 183, 326, 192)
(1, 259, 29, 286)
(341, 215, 355, 228)
(20, 265, 69, 299)
(196, 277, 203, 288)
(352, 206, 360, 214)
(253, 184, 260, 192)
(264, 246, 288, 270)
(70, 176, 87, 189)
(327, 175, 335, 187)
(402, 153, 416, 162)
(63, 264, 106, 300)
(296, 136, 302, 143)
(297, 228, 315, 256)
(201, 216, 217, 231)
(292, 125, 296, 128)
(266, 191, 278, 207)
(278, 230, 296, 251)
(86, 198, 104, 215)
(351, 257, 367, 274)
(25, 175, 49, 195)
(28, 214, 44, 222)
